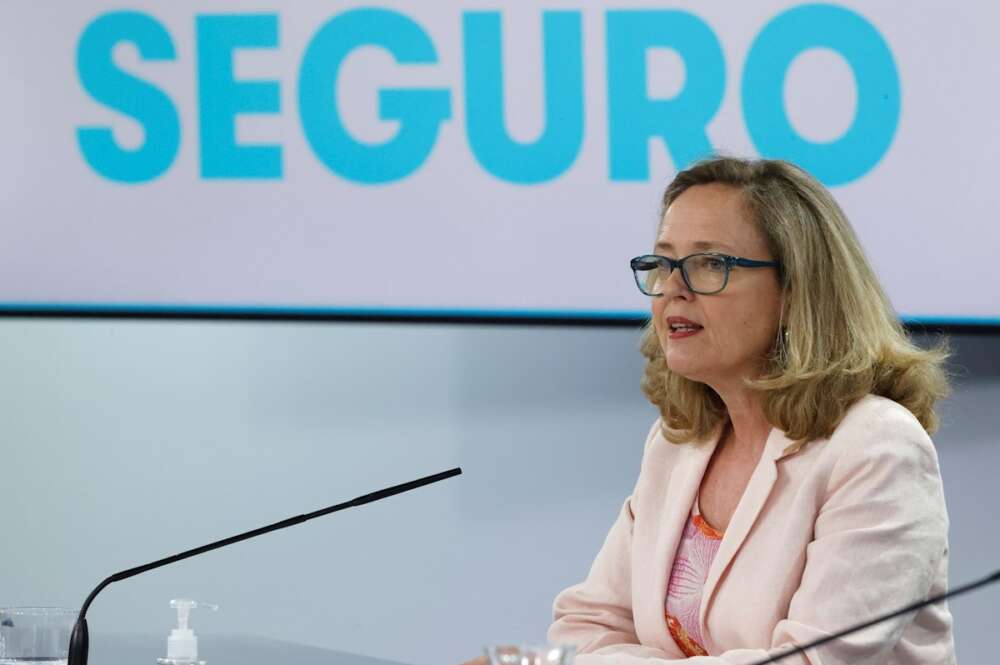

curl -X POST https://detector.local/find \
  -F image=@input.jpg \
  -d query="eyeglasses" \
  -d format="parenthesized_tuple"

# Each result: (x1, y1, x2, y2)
(630, 252, 781, 296)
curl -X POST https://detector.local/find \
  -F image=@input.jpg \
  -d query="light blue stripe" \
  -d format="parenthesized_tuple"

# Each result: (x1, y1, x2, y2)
(1, 302, 998, 326)
(0, 301, 650, 321)
(899, 315, 1000, 327)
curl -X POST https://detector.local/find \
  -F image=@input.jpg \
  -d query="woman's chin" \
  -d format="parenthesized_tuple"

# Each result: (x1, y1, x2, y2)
(664, 355, 704, 382)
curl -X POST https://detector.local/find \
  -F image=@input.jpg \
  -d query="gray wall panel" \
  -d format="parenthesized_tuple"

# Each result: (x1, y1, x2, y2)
(0, 320, 995, 664)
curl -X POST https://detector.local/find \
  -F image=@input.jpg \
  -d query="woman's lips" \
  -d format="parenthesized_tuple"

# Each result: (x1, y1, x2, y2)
(666, 316, 703, 339)
(668, 327, 702, 339)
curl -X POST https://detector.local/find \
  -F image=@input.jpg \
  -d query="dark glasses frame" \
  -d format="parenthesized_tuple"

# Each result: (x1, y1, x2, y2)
(630, 252, 781, 296)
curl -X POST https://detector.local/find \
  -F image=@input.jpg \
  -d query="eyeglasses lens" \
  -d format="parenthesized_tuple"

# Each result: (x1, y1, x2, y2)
(632, 255, 728, 296)
(684, 254, 727, 294)
(632, 262, 664, 296)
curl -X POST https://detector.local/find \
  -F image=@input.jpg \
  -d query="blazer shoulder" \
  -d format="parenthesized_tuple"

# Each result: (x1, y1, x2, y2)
(642, 417, 662, 452)
(641, 417, 714, 457)
(823, 394, 940, 479)
(835, 394, 931, 446)
(637, 418, 720, 492)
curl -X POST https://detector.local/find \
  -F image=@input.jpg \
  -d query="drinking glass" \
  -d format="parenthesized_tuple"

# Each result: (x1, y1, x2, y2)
(485, 644, 575, 665)
(0, 608, 76, 665)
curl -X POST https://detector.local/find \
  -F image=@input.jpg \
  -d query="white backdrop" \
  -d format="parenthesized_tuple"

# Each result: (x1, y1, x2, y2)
(2, 1, 998, 322)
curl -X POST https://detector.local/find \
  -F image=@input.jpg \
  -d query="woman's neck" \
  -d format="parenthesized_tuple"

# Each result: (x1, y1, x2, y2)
(715, 387, 771, 458)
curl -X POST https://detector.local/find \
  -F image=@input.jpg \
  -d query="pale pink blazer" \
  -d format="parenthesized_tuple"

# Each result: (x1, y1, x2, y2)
(548, 395, 955, 664)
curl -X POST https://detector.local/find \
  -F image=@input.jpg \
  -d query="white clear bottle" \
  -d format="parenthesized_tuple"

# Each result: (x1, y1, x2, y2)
(156, 599, 218, 665)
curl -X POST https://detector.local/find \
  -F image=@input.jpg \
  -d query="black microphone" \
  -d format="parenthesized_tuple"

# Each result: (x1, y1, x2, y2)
(66, 467, 462, 665)
(749, 567, 1000, 665)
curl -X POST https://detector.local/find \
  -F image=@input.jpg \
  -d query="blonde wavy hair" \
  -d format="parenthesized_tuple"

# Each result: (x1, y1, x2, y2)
(641, 156, 949, 446)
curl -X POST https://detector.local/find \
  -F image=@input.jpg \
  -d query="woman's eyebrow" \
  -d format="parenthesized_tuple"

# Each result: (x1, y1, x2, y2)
(655, 240, 739, 253)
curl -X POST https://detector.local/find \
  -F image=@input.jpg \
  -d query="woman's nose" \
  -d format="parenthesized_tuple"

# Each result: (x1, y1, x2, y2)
(660, 265, 692, 299)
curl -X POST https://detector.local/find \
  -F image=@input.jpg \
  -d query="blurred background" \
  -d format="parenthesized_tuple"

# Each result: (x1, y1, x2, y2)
(2, 2, 997, 664)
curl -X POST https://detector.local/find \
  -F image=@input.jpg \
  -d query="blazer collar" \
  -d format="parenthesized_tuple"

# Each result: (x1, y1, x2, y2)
(643, 426, 722, 655)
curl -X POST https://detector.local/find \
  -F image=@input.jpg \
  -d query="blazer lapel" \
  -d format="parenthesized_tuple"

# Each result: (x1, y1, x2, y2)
(698, 428, 794, 635)
(639, 429, 720, 654)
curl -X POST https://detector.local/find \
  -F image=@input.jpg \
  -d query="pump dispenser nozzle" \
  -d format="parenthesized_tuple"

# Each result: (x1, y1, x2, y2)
(156, 599, 218, 665)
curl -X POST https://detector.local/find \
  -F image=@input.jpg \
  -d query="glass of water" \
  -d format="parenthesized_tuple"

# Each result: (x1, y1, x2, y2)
(0, 608, 76, 665)
(485, 644, 575, 665)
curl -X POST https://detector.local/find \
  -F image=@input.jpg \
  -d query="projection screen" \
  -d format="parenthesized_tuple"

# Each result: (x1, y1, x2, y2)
(2, 1, 997, 324)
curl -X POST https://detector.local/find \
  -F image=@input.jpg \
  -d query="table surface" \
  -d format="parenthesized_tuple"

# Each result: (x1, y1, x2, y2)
(90, 633, 413, 665)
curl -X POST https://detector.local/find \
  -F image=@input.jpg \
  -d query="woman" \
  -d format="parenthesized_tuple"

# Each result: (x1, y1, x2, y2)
(543, 157, 954, 664)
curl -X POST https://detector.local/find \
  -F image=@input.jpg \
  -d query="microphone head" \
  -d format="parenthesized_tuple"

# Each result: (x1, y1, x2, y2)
(67, 617, 88, 665)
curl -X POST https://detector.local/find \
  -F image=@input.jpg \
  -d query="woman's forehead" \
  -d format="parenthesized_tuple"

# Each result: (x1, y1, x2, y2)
(658, 185, 767, 253)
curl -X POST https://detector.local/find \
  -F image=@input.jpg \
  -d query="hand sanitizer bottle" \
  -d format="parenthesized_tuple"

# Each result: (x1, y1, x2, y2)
(156, 599, 218, 665)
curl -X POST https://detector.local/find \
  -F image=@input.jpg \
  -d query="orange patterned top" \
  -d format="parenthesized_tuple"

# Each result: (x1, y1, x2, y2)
(664, 498, 724, 657)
